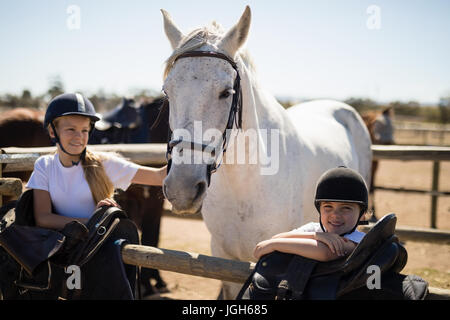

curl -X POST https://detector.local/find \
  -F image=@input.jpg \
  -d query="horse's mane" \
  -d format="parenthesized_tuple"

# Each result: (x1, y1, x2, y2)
(361, 111, 378, 126)
(164, 21, 255, 79)
(360, 111, 379, 141)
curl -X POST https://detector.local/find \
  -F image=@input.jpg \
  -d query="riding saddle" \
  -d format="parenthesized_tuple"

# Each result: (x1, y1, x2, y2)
(237, 213, 429, 300)
(0, 189, 140, 300)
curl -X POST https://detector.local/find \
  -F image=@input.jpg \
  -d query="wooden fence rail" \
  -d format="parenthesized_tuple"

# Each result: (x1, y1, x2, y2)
(372, 145, 450, 229)
(2, 143, 449, 168)
(0, 144, 167, 173)
(371, 145, 450, 161)
(121, 244, 449, 300)
(1, 143, 449, 230)
(394, 127, 450, 146)
(0, 145, 449, 298)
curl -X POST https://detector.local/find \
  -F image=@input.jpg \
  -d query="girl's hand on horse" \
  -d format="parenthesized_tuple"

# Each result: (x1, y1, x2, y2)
(96, 198, 121, 209)
(314, 232, 349, 257)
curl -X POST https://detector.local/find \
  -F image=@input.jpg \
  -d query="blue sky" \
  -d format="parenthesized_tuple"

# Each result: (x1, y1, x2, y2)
(0, 0, 449, 104)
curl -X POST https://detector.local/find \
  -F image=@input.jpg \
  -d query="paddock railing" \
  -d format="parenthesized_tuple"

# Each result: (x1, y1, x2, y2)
(1, 144, 449, 231)
(120, 244, 450, 300)
(1, 144, 449, 299)
(394, 128, 450, 146)
(372, 145, 450, 228)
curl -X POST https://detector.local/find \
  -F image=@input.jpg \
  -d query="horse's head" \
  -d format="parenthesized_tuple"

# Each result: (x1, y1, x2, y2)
(362, 108, 395, 145)
(161, 6, 251, 215)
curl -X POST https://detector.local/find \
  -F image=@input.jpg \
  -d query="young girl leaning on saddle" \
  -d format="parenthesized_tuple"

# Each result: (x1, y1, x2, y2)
(253, 167, 369, 262)
(26, 93, 167, 230)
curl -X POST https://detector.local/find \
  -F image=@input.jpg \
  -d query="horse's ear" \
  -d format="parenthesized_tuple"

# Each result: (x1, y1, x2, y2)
(218, 6, 251, 58)
(161, 9, 184, 50)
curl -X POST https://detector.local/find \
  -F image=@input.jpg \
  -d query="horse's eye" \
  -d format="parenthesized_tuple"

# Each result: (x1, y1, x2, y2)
(219, 89, 235, 99)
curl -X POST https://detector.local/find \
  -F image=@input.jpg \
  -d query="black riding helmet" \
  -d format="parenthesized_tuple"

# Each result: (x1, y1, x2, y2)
(314, 166, 369, 235)
(44, 93, 100, 163)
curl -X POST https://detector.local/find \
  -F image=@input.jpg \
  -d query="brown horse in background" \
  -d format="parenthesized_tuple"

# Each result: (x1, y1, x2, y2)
(361, 107, 395, 220)
(0, 108, 52, 183)
(0, 108, 51, 148)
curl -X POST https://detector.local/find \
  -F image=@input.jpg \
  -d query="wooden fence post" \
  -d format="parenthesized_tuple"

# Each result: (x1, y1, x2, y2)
(431, 161, 440, 229)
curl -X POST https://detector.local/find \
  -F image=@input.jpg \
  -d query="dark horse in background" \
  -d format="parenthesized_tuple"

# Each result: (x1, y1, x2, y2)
(361, 107, 395, 220)
(89, 96, 169, 296)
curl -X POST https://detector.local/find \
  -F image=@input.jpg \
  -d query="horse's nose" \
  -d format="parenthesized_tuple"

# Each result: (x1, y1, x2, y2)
(163, 178, 205, 202)
(163, 170, 208, 214)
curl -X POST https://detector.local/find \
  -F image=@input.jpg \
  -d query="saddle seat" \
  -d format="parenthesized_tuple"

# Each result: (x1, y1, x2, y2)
(95, 97, 141, 131)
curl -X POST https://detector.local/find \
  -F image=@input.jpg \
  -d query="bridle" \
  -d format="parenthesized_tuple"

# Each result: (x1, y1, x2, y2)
(157, 50, 243, 186)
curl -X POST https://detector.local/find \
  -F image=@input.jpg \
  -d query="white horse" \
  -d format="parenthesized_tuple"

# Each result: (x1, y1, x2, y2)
(161, 6, 372, 299)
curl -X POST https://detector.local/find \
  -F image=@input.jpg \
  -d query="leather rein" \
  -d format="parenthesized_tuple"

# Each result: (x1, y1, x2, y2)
(156, 50, 243, 185)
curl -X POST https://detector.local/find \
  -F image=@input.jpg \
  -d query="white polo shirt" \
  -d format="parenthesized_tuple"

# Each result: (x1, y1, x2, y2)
(27, 152, 140, 219)
(292, 222, 365, 243)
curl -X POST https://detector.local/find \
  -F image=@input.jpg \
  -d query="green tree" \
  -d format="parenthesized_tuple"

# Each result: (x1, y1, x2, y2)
(47, 75, 65, 99)
(344, 97, 379, 113)
(438, 96, 450, 124)
(20, 89, 33, 107)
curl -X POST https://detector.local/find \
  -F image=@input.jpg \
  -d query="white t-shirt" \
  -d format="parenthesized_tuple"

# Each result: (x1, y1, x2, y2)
(26, 153, 140, 219)
(292, 222, 365, 243)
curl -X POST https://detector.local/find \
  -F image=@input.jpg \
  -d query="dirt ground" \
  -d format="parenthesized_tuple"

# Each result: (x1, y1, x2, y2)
(146, 159, 450, 300)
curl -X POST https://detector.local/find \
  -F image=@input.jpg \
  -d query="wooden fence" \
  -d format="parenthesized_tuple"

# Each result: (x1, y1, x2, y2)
(394, 128, 450, 146)
(372, 145, 450, 229)
(120, 244, 450, 300)
(1, 144, 449, 234)
(0, 144, 166, 206)
(0, 144, 449, 299)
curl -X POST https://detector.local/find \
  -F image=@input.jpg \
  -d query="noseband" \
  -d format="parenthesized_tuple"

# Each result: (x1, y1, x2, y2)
(161, 50, 243, 186)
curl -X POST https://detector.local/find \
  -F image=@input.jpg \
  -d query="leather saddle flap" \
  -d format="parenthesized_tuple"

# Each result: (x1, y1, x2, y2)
(313, 213, 400, 277)
(70, 206, 130, 266)
(0, 209, 65, 276)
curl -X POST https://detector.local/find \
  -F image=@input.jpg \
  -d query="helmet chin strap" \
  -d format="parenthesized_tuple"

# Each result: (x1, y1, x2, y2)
(319, 212, 369, 236)
(319, 218, 357, 237)
(50, 122, 86, 166)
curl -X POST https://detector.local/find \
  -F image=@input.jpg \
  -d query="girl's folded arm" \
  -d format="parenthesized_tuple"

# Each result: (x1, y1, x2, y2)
(254, 237, 357, 262)
(254, 238, 330, 261)
(271, 231, 316, 239)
